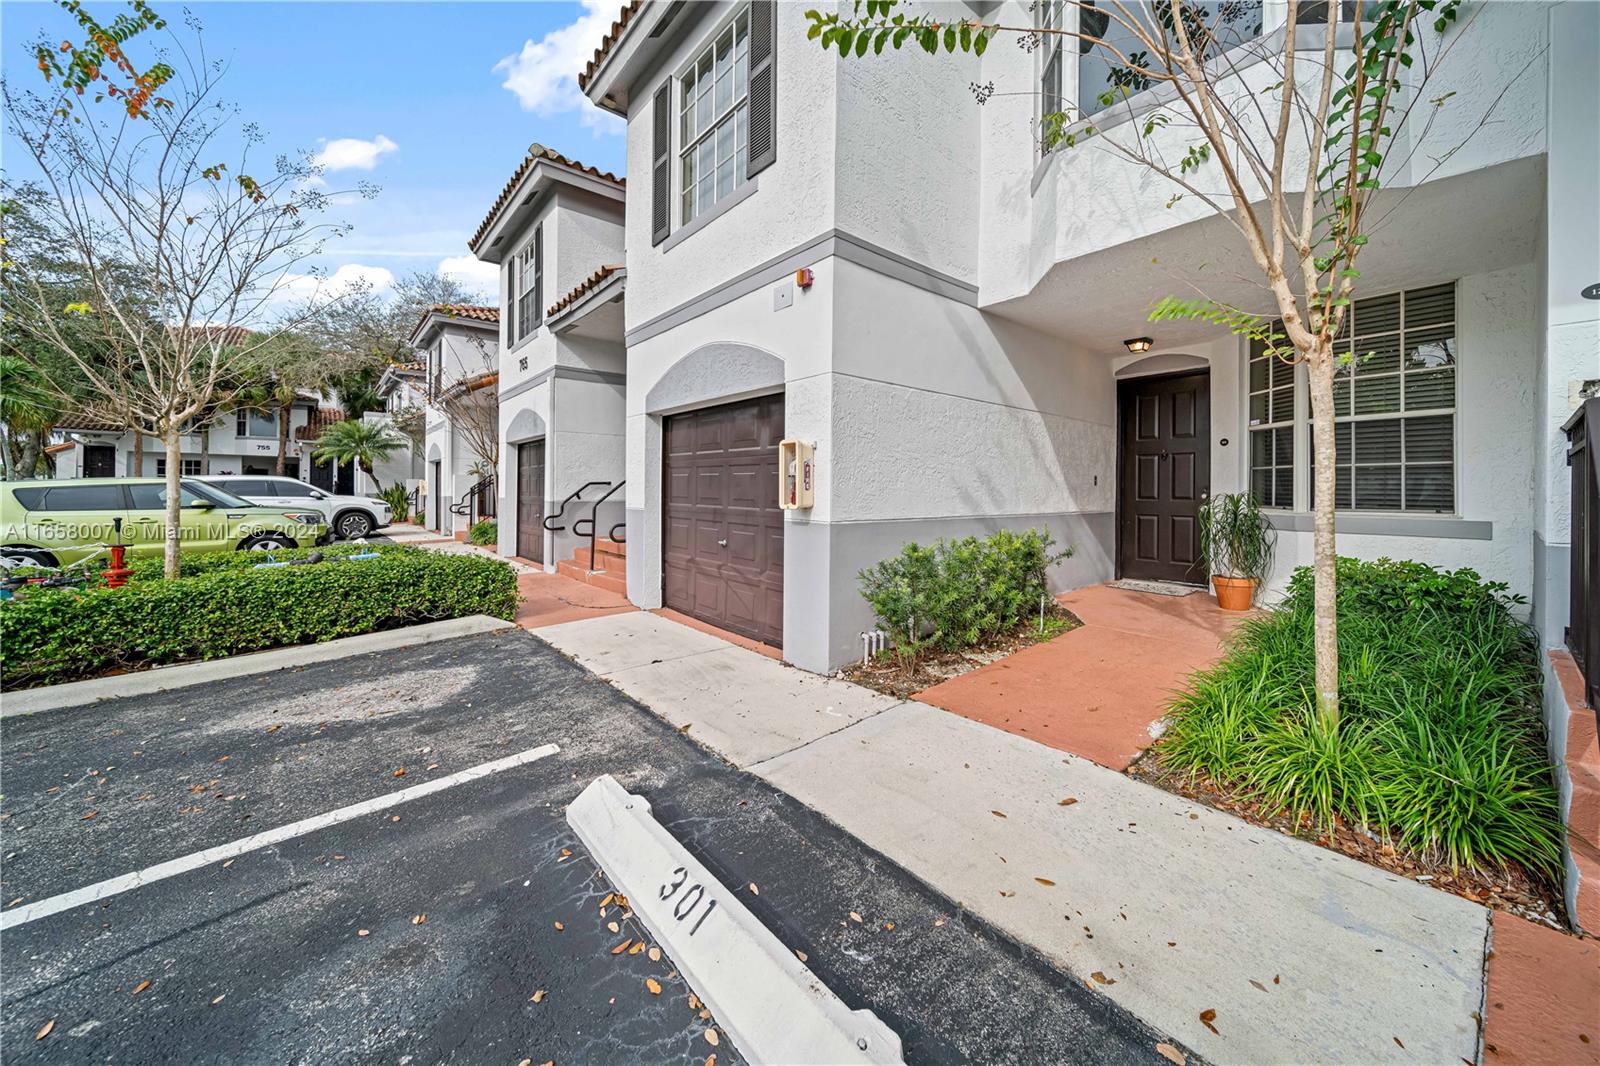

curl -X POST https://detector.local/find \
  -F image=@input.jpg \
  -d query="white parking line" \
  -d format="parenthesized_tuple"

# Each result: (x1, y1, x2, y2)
(1, 743, 561, 931)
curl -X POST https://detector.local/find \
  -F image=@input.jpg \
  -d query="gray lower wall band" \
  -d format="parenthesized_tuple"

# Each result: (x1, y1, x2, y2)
(1264, 511, 1493, 540)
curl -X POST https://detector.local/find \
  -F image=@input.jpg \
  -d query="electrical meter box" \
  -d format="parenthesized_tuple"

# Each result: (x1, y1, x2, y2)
(778, 439, 815, 510)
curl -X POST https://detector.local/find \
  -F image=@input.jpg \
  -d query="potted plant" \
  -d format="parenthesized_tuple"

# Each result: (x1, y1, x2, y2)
(1197, 492, 1274, 611)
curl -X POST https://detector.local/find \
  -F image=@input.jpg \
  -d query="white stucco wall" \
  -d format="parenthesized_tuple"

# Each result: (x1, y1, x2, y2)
(974, 0, 1552, 307)
(622, 1, 840, 328)
(1258, 262, 1541, 599)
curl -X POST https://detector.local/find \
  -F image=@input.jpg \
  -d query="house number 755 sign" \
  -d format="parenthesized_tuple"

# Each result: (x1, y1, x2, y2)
(659, 865, 720, 936)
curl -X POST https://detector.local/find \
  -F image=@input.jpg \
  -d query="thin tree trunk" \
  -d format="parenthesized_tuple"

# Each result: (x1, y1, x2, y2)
(276, 406, 291, 477)
(200, 423, 211, 475)
(1307, 347, 1339, 730)
(15, 433, 42, 479)
(134, 430, 145, 476)
(360, 459, 380, 493)
(162, 429, 183, 579)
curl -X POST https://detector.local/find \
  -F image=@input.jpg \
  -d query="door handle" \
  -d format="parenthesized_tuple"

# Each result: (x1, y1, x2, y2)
(717, 538, 728, 548)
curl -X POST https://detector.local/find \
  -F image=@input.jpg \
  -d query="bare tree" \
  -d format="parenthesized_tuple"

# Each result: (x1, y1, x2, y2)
(4, 17, 368, 576)
(808, 0, 1522, 726)
(438, 329, 500, 479)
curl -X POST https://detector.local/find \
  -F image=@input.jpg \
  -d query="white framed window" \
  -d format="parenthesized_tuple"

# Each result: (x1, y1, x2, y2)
(1247, 283, 1458, 515)
(679, 8, 750, 225)
(512, 228, 542, 344)
(155, 458, 204, 476)
(1039, 0, 1064, 156)
(1247, 336, 1297, 509)
(236, 408, 278, 438)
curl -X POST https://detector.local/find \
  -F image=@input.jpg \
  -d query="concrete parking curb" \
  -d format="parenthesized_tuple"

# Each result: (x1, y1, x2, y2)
(0, 615, 518, 718)
(568, 774, 905, 1065)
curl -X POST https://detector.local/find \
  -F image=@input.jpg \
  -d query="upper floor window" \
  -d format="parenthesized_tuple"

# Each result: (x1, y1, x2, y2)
(429, 339, 442, 399)
(1077, 1, 1263, 119)
(236, 408, 278, 438)
(1248, 282, 1458, 514)
(1038, 1, 1064, 156)
(680, 8, 749, 225)
(511, 227, 543, 343)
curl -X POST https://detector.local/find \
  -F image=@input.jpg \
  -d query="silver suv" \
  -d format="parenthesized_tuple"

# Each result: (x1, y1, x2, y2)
(200, 476, 392, 540)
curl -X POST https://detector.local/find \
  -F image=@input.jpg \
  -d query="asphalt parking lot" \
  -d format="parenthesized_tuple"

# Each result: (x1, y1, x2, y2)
(0, 628, 1184, 1064)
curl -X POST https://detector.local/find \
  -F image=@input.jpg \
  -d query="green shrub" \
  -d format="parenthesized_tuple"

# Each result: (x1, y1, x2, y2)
(118, 541, 405, 583)
(0, 548, 518, 688)
(468, 520, 497, 546)
(858, 528, 1071, 662)
(1162, 557, 1560, 876)
(378, 484, 412, 520)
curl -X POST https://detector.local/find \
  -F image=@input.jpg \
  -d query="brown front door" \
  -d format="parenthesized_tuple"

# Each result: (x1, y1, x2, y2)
(516, 440, 545, 563)
(1117, 371, 1210, 584)
(663, 395, 784, 647)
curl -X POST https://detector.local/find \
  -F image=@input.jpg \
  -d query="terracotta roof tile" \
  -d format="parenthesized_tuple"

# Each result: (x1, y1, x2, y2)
(468, 144, 625, 253)
(295, 408, 346, 442)
(547, 264, 625, 319)
(408, 303, 500, 345)
(580, 0, 645, 93)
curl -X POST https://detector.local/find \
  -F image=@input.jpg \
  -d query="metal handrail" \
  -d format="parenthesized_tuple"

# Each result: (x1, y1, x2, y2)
(450, 477, 495, 524)
(576, 480, 625, 572)
(608, 521, 626, 544)
(544, 481, 610, 532)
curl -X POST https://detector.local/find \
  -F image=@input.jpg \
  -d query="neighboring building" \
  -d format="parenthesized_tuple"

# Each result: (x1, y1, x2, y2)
(470, 144, 627, 571)
(374, 359, 430, 500)
(411, 304, 501, 535)
(53, 397, 321, 480)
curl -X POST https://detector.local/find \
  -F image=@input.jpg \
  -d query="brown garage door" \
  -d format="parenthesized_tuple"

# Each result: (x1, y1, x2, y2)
(663, 395, 784, 647)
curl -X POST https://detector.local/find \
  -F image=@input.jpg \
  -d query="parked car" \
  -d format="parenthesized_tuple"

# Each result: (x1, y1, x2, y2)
(0, 478, 328, 569)
(199, 476, 392, 540)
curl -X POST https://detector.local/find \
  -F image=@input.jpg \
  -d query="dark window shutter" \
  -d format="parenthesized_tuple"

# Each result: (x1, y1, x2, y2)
(747, 0, 777, 176)
(651, 83, 671, 246)
(505, 259, 516, 342)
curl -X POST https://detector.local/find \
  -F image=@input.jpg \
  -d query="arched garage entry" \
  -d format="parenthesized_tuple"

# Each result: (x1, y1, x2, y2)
(647, 344, 785, 648)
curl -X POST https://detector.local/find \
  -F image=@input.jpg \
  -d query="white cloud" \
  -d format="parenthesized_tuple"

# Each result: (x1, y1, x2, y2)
(312, 134, 399, 172)
(437, 255, 500, 301)
(266, 263, 396, 317)
(494, 0, 626, 135)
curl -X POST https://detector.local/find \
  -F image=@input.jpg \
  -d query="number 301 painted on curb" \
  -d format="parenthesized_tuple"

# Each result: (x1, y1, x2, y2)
(659, 865, 719, 936)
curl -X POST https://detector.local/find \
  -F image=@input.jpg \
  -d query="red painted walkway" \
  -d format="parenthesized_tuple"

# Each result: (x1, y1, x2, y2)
(915, 583, 1247, 770)
(513, 569, 634, 629)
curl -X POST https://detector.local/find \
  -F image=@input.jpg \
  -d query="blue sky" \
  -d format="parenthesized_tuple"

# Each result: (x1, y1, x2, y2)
(0, 1, 628, 305)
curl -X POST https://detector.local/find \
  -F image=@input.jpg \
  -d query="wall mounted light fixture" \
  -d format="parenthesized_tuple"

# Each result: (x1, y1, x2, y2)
(1123, 337, 1154, 354)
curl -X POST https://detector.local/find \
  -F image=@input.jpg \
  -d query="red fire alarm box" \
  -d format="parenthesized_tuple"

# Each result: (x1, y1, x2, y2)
(778, 439, 815, 509)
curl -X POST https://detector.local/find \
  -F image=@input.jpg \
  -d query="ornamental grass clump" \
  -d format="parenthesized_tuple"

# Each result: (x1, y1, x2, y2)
(1162, 557, 1561, 877)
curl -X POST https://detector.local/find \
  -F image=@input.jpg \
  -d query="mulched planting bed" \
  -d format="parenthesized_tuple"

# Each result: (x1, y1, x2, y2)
(839, 608, 1080, 700)
(1129, 750, 1566, 930)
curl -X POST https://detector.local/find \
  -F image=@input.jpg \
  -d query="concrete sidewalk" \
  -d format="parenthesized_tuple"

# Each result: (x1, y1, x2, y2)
(531, 610, 1494, 1066)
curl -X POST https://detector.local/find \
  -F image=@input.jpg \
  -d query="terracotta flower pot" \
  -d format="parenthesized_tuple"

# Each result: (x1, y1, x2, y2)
(1212, 575, 1256, 611)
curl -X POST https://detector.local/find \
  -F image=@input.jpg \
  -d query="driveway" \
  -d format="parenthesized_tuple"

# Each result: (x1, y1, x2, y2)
(0, 629, 1177, 1064)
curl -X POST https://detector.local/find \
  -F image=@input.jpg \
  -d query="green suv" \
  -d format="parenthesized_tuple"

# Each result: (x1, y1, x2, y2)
(0, 478, 329, 569)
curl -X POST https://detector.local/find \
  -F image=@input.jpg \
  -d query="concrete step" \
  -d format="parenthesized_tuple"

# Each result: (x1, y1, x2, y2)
(596, 537, 627, 561)
(586, 570, 627, 597)
(573, 546, 628, 573)
(555, 560, 590, 583)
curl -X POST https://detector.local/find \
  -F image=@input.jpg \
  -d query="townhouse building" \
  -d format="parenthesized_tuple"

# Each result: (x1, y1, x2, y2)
(561, 0, 1596, 681)
(53, 396, 324, 481)
(469, 145, 628, 575)
(413, 305, 501, 535)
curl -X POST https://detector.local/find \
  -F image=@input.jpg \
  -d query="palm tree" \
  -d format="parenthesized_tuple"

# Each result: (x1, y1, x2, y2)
(0, 353, 57, 479)
(311, 419, 406, 491)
